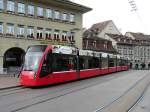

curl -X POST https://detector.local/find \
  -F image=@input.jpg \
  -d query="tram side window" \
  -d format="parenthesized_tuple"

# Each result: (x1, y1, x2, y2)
(79, 58, 85, 70)
(88, 57, 99, 69)
(122, 60, 126, 66)
(119, 60, 122, 66)
(109, 58, 114, 67)
(119, 59, 125, 66)
(94, 58, 99, 68)
(53, 54, 76, 72)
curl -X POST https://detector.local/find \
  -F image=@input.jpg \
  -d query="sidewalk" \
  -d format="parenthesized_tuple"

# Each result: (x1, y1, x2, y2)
(0, 75, 20, 90)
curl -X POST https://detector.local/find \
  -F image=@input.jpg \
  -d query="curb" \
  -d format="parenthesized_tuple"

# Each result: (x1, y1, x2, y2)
(95, 72, 150, 112)
(0, 74, 17, 77)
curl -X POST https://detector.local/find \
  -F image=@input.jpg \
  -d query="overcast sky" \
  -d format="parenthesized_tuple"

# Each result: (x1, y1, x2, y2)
(71, 0, 150, 35)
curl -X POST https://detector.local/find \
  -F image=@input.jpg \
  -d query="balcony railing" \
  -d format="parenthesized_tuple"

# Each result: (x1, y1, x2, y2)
(0, 33, 76, 46)
(5, 33, 16, 38)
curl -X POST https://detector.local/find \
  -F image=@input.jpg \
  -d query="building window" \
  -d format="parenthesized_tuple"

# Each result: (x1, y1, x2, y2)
(69, 14, 75, 22)
(68, 32, 75, 42)
(0, 22, 3, 33)
(7, 0, 15, 12)
(27, 26, 34, 38)
(62, 31, 67, 41)
(46, 9, 52, 19)
(54, 30, 60, 41)
(54, 10, 60, 20)
(6, 23, 14, 34)
(28, 5, 34, 15)
(104, 43, 107, 49)
(45, 28, 51, 40)
(37, 27, 43, 39)
(62, 13, 68, 21)
(18, 3, 25, 14)
(17, 25, 24, 36)
(37, 7, 43, 17)
(93, 41, 96, 48)
(0, 0, 3, 10)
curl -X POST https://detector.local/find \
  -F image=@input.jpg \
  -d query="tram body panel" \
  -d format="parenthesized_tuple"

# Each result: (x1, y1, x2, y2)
(80, 68, 101, 79)
(116, 66, 121, 72)
(122, 66, 128, 71)
(52, 71, 78, 82)
(32, 71, 77, 86)
(108, 67, 117, 73)
(100, 68, 109, 75)
(20, 71, 37, 86)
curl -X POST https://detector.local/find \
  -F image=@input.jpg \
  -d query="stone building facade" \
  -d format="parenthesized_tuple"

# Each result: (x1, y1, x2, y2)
(125, 32, 150, 69)
(0, 0, 91, 69)
(106, 33, 150, 69)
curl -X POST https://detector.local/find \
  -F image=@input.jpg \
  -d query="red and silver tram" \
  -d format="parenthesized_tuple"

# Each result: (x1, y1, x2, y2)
(20, 45, 129, 87)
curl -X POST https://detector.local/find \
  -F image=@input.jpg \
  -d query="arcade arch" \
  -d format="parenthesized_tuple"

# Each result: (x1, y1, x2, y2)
(3, 47, 25, 68)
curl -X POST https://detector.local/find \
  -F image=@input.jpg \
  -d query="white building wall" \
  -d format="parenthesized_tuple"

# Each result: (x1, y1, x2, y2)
(98, 21, 121, 38)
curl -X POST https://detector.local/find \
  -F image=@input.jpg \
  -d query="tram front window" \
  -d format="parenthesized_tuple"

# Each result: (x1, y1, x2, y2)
(23, 52, 43, 71)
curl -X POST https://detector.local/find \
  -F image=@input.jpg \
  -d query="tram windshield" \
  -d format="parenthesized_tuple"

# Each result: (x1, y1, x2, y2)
(23, 52, 43, 71)
(23, 45, 47, 71)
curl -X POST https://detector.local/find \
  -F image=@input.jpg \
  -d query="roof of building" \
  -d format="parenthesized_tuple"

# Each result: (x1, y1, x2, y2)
(90, 20, 112, 32)
(106, 33, 136, 45)
(83, 20, 113, 38)
(106, 33, 131, 40)
(37, 0, 92, 13)
(106, 33, 150, 46)
(127, 32, 150, 40)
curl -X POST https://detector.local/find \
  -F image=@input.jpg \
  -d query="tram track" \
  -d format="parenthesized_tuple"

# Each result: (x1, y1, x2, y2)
(0, 86, 22, 94)
(0, 86, 31, 97)
(0, 70, 134, 112)
(12, 79, 109, 112)
(127, 93, 145, 112)
(127, 81, 150, 112)
(93, 71, 150, 112)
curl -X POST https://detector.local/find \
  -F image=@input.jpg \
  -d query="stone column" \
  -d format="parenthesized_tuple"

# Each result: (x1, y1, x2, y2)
(0, 56, 3, 68)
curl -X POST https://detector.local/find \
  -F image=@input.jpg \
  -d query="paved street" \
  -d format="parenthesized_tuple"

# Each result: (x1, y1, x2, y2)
(0, 70, 149, 112)
(129, 77, 150, 112)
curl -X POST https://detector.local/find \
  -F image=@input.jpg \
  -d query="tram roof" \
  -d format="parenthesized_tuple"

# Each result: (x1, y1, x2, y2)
(52, 45, 122, 58)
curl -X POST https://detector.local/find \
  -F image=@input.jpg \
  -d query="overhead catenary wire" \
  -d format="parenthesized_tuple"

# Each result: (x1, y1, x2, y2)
(128, 0, 148, 33)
